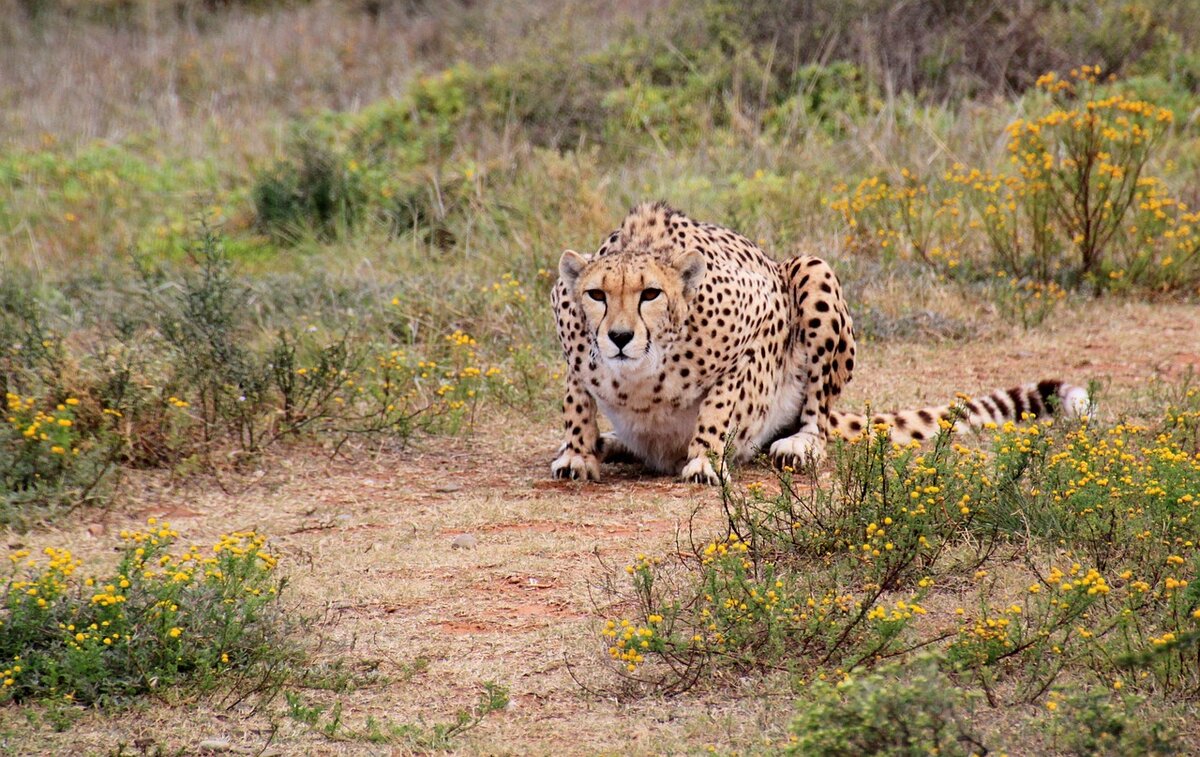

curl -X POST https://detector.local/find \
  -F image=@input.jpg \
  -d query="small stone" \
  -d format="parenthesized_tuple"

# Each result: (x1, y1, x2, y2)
(87, 523, 105, 537)
(197, 738, 232, 752)
(435, 483, 463, 493)
(451, 533, 478, 550)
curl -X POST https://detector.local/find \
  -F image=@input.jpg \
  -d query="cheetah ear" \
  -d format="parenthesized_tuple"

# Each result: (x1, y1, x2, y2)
(558, 249, 589, 286)
(673, 249, 705, 294)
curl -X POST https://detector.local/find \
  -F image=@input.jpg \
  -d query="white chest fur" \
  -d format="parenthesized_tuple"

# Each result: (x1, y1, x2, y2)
(586, 354, 703, 472)
(596, 395, 698, 472)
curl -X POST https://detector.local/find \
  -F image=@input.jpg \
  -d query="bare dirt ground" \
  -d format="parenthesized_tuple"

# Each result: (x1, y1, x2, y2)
(4, 300, 1199, 755)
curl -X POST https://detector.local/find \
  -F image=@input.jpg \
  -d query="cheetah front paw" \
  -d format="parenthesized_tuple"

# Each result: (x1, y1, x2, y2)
(551, 450, 601, 481)
(679, 455, 724, 485)
(770, 432, 825, 471)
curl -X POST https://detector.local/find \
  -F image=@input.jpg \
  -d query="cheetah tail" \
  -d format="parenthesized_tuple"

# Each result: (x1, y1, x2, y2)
(828, 379, 1093, 444)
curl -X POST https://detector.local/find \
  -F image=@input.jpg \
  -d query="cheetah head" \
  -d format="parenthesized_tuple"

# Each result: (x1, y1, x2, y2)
(559, 248, 705, 372)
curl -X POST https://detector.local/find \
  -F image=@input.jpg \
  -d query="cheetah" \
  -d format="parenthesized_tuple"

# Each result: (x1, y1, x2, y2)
(550, 202, 1091, 484)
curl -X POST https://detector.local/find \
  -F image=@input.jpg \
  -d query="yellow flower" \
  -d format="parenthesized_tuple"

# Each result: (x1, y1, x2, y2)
(168, 627, 182, 639)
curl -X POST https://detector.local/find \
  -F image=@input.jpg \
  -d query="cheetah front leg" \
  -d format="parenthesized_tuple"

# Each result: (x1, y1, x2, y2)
(768, 371, 827, 469)
(679, 372, 747, 485)
(551, 374, 602, 481)
(550, 265, 604, 481)
(770, 256, 856, 470)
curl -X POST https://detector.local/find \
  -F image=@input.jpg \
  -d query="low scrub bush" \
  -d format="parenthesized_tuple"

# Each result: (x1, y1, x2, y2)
(1, 223, 541, 525)
(129, 227, 520, 461)
(827, 68, 1199, 294)
(787, 657, 985, 757)
(596, 383, 1200, 716)
(0, 279, 122, 527)
(0, 521, 290, 705)
(283, 680, 509, 748)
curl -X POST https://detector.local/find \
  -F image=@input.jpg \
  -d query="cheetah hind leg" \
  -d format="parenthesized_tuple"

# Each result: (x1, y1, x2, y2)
(597, 432, 639, 464)
(769, 431, 825, 472)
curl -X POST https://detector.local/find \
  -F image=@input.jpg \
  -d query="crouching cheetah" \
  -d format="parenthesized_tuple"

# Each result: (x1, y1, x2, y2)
(550, 202, 1091, 484)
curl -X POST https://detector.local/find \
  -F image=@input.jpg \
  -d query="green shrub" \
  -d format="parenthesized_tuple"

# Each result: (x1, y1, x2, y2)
(787, 657, 985, 757)
(828, 69, 1198, 293)
(764, 63, 878, 138)
(1046, 688, 1179, 756)
(252, 69, 480, 243)
(597, 383, 1200, 703)
(0, 522, 290, 705)
(252, 140, 366, 242)
(0, 279, 122, 527)
(1, 390, 120, 529)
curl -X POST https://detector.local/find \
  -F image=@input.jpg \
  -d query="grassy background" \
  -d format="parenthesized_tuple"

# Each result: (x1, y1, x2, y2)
(3, 1, 1198, 464)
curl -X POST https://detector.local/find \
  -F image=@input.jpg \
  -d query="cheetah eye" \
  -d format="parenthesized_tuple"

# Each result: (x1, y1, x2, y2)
(585, 289, 606, 302)
(640, 288, 662, 302)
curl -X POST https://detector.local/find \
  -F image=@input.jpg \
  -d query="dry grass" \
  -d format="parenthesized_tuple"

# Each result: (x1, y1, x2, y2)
(1, 296, 1196, 754)
(0, 0, 664, 157)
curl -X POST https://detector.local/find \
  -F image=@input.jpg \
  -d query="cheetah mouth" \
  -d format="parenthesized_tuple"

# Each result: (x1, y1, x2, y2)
(611, 344, 651, 361)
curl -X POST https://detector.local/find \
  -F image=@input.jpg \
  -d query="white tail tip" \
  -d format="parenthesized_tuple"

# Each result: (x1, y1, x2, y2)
(1061, 385, 1093, 418)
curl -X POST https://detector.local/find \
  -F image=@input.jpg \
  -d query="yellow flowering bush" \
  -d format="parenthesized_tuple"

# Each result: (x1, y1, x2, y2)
(1, 387, 120, 528)
(599, 384, 1200, 702)
(990, 272, 1068, 328)
(603, 528, 933, 691)
(0, 280, 124, 525)
(0, 520, 288, 705)
(827, 68, 1198, 293)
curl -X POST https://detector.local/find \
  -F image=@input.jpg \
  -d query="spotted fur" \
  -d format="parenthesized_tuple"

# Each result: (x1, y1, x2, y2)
(550, 202, 1091, 484)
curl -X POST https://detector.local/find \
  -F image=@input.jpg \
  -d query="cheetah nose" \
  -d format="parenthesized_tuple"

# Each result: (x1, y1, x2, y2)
(608, 330, 634, 350)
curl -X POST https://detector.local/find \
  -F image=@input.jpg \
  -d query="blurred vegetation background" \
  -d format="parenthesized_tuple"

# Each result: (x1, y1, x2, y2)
(1, 0, 1199, 521)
